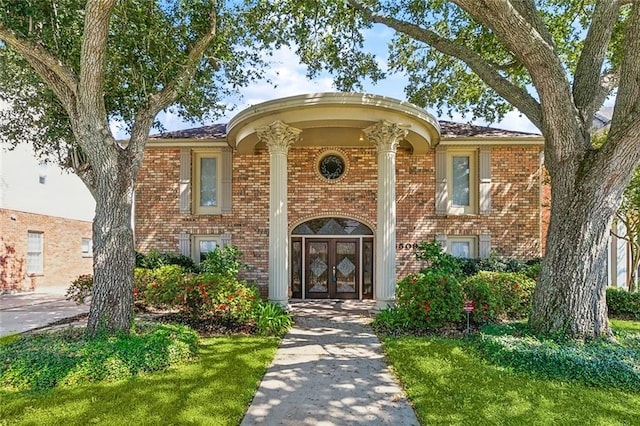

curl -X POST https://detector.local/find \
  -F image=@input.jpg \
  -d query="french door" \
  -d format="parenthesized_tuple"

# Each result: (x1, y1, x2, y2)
(305, 238, 359, 299)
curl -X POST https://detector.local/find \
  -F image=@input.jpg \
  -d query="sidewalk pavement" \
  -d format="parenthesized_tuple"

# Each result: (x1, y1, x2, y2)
(241, 300, 420, 425)
(0, 286, 89, 337)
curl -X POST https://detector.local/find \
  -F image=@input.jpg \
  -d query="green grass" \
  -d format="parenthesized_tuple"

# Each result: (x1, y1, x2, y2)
(612, 318, 640, 333)
(382, 320, 640, 425)
(0, 336, 279, 425)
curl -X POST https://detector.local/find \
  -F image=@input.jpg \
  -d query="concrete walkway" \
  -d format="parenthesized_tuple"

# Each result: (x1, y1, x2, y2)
(241, 300, 420, 425)
(0, 287, 89, 336)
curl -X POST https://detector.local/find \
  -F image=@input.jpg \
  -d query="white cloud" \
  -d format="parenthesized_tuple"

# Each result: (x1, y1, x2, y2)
(229, 47, 334, 111)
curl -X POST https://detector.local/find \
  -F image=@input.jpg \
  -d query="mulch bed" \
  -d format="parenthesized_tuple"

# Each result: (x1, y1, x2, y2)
(155, 312, 257, 337)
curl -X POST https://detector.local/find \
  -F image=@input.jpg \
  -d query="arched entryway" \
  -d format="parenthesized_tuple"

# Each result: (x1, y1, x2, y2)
(291, 217, 374, 300)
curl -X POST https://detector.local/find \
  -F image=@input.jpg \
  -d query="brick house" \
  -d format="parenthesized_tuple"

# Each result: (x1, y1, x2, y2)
(1, 144, 95, 292)
(135, 92, 545, 307)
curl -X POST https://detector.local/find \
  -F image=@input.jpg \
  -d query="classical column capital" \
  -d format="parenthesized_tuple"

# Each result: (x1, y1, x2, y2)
(257, 120, 302, 155)
(364, 120, 409, 152)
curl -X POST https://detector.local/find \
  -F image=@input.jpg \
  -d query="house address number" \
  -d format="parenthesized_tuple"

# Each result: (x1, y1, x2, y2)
(397, 243, 420, 250)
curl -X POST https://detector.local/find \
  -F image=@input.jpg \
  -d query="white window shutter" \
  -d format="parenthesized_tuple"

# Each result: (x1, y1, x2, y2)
(435, 234, 447, 249)
(435, 147, 447, 214)
(479, 234, 491, 258)
(179, 148, 191, 213)
(221, 233, 232, 247)
(479, 147, 491, 214)
(178, 232, 190, 257)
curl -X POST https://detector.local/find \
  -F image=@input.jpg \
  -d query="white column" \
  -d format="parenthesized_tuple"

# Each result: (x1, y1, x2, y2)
(364, 120, 408, 310)
(257, 121, 302, 307)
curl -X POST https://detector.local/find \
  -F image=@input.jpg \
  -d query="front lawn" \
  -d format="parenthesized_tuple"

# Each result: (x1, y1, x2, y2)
(0, 336, 279, 426)
(382, 320, 640, 425)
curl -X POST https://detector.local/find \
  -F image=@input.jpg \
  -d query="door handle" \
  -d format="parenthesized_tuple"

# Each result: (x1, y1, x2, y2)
(332, 266, 337, 282)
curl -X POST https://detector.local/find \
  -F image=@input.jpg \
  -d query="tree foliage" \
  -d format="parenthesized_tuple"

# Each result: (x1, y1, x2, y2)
(0, 0, 266, 165)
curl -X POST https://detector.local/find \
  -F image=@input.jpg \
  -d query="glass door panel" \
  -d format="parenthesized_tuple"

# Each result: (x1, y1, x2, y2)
(306, 241, 329, 297)
(335, 241, 357, 294)
(291, 239, 302, 298)
(362, 239, 373, 299)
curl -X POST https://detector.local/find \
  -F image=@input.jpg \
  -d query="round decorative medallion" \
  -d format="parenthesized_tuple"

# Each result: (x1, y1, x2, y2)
(319, 154, 345, 180)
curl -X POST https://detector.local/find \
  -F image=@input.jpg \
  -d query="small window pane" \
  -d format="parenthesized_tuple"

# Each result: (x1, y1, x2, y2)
(200, 157, 217, 207)
(27, 232, 43, 274)
(452, 156, 470, 206)
(199, 240, 217, 262)
(451, 241, 471, 259)
(82, 238, 93, 256)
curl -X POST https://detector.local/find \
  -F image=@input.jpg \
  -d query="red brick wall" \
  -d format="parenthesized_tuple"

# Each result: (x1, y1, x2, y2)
(135, 144, 543, 294)
(1, 209, 93, 290)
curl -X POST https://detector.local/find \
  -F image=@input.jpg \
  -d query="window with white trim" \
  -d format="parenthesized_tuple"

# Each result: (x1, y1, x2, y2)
(81, 238, 93, 257)
(193, 151, 222, 215)
(192, 235, 220, 264)
(27, 231, 44, 274)
(436, 146, 491, 215)
(447, 237, 477, 259)
(447, 150, 476, 214)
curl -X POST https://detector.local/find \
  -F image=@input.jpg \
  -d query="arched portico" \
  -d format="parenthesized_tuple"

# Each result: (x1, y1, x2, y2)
(290, 216, 374, 300)
(226, 93, 441, 308)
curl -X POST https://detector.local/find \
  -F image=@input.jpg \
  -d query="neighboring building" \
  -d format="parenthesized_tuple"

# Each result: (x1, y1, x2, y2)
(590, 106, 636, 290)
(134, 93, 545, 307)
(0, 143, 95, 291)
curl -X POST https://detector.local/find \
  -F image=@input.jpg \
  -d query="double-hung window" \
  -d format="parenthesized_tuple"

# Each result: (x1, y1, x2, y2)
(448, 237, 477, 258)
(436, 146, 490, 215)
(192, 235, 219, 263)
(81, 238, 93, 257)
(193, 151, 222, 215)
(27, 231, 44, 274)
(447, 150, 476, 214)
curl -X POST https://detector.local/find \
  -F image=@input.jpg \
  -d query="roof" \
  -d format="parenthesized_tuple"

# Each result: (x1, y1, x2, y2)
(150, 123, 227, 140)
(151, 120, 539, 141)
(438, 120, 540, 138)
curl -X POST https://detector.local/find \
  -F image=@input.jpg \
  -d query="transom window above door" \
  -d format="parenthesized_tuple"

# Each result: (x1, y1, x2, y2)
(292, 217, 373, 236)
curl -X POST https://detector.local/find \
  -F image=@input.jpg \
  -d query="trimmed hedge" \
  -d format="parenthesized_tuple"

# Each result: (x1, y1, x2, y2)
(461, 272, 536, 324)
(395, 271, 464, 329)
(607, 288, 640, 318)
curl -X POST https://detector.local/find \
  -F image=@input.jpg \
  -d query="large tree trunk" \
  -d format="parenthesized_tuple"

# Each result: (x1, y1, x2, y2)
(531, 190, 612, 338)
(531, 132, 637, 337)
(86, 147, 136, 336)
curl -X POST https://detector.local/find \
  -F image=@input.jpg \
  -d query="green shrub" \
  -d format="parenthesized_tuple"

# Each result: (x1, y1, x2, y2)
(254, 302, 293, 336)
(0, 323, 198, 391)
(140, 264, 188, 308)
(188, 274, 260, 323)
(414, 241, 463, 278)
(413, 240, 540, 280)
(473, 322, 640, 392)
(65, 274, 94, 304)
(142, 267, 261, 322)
(372, 306, 411, 334)
(396, 271, 464, 329)
(607, 288, 640, 318)
(461, 272, 536, 324)
(135, 249, 197, 271)
(459, 256, 541, 278)
(200, 246, 247, 278)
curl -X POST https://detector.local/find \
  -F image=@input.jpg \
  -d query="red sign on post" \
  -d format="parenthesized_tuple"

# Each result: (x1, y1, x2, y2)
(463, 300, 475, 313)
